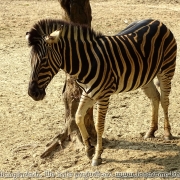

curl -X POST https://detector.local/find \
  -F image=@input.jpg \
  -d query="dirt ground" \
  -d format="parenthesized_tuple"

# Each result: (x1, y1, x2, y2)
(1, 0, 180, 179)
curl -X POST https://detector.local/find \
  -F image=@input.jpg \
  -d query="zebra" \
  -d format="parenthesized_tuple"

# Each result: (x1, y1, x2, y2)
(26, 19, 177, 166)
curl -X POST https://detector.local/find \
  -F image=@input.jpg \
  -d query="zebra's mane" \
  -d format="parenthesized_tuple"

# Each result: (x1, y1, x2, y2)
(27, 19, 103, 47)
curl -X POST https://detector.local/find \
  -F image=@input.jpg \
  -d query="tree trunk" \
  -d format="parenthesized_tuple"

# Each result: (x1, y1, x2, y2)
(60, 0, 92, 26)
(41, 0, 96, 158)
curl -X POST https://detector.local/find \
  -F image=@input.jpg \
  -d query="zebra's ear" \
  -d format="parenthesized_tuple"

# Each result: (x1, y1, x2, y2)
(45, 30, 60, 44)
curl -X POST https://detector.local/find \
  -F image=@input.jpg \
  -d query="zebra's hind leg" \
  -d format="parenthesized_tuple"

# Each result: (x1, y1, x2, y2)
(75, 92, 95, 159)
(157, 73, 173, 140)
(91, 98, 109, 166)
(141, 81, 160, 139)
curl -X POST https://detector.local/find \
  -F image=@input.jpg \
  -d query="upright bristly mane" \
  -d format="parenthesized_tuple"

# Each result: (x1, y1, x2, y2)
(27, 19, 103, 47)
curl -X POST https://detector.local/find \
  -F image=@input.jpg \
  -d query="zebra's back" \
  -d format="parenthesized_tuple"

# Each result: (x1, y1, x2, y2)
(101, 19, 177, 94)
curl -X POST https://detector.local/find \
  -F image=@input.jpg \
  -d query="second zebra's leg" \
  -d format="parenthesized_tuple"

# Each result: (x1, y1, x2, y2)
(75, 92, 95, 159)
(141, 81, 160, 139)
(92, 97, 109, 166)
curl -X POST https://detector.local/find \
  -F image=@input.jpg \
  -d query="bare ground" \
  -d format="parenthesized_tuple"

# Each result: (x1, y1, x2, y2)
(0, 0, 180, 179)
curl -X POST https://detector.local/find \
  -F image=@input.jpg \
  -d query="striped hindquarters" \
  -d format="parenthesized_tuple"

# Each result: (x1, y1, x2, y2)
(97, 19, 177, 94)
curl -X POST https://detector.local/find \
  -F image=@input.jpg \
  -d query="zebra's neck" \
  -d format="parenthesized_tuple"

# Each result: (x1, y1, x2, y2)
(59, 24, 102, 83)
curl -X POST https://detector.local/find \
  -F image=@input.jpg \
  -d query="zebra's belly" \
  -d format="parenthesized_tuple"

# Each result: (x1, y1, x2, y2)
(114, 76, 153, 94)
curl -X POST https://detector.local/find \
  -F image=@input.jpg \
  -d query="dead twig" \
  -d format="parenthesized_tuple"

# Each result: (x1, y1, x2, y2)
(41, 129, 68, 158)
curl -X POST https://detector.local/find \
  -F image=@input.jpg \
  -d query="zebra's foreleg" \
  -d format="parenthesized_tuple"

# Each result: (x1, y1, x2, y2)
(141, 81, 160, 139)
(75, 92, 95, 159)
(91, 98, 109, 166)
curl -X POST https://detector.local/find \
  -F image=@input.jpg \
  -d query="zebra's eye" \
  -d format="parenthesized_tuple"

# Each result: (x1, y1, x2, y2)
(42, 56, 47, 60)
(41, 57, 48, 66)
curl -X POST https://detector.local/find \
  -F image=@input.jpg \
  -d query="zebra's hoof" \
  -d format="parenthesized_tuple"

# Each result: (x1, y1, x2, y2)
(86, 146, 95, 159)
(164, 129, 173, 140)
(91, 158, 102, 166)
(144, 131, 155, 139)
(164, 133, 173, 140)
(144, 134, 155, 139)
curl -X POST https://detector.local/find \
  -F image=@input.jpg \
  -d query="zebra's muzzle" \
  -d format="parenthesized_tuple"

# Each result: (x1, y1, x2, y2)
(28, 81, 46, 101)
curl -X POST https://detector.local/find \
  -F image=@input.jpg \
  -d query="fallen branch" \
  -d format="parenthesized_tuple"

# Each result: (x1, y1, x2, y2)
(41, 129, 68, 158)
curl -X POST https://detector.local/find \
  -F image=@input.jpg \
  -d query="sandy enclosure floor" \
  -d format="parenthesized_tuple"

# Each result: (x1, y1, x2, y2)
(1, 0, 180, 179)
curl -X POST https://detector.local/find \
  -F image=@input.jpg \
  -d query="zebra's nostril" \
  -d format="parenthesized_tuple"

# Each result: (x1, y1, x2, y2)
(28, 81, 41, 100)
(28, 88, 39, 99)
(28, 81, 46, 101)
(33, 90, 40, 98)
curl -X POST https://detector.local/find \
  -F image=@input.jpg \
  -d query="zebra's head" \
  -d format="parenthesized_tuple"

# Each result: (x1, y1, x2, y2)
(26, 19, 63, 101)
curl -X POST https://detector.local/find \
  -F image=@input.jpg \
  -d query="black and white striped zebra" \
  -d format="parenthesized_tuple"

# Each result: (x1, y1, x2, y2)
(26, 19, 177, 166)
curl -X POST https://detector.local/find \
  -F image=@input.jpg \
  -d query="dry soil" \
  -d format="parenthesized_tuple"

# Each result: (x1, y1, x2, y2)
(1, 0, 180, 180)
